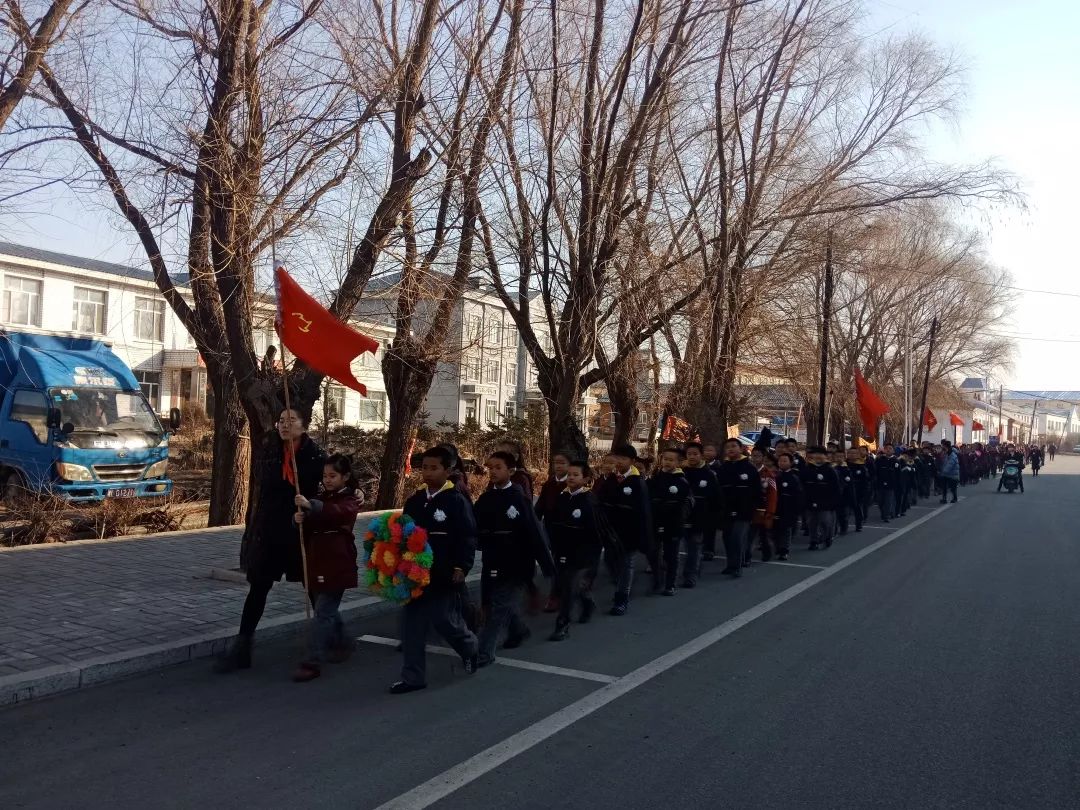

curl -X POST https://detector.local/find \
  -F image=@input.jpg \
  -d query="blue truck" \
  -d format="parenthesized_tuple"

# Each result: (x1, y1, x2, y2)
(0, 331, 180, 502)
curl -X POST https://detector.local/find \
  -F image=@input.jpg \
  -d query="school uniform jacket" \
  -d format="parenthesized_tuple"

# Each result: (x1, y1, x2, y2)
(596, 468, 654, 553)
(849, 461, 871, 500)
(534, 475, 568, 523)
(715, 458, 762, 523)
(898, 460, 917, 495)
(774, 469, 803, 525)
(647, 470, 695, 536)
(682, 464, 722, 532)
(801, 463, 841, 512)
(876, 454, 901, 493)
(473, 483, 556, 582)
(833, 464, 858, 512)
(402, 483, 478, 588)
(548, 488, 605, 570)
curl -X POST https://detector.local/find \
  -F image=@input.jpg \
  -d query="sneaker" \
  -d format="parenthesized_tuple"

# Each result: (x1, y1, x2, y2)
(291, 662, 321, 683)
(463, 653, 479, 675)
(681, 579, 697, 589)
(502, 628, 532, 649)
(809, 543, 819, 551)
(542, 597, 560, 614)
(389, 681, 427, 694)
(777, 553, 790, 561)
(824, 537, 833, 548)
(549, 624, 570, 641)
(702, 552, 715, 562)
(662, 587, 676, 596)
(609, 601, 628, 616)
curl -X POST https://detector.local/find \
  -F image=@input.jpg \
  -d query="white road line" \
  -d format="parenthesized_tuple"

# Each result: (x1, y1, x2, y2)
(714, 555, 826, 571)
(860, 525, 894, 530)
(374, 502, 952, 810)
(356, 634, 617, 685)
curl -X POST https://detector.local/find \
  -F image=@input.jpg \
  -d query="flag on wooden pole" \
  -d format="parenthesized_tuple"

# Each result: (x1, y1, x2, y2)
(948, 411, 964, 427)
(854, 368, 889, 439)
(923, 407, 938, 431)
(274, 267, 379, 395)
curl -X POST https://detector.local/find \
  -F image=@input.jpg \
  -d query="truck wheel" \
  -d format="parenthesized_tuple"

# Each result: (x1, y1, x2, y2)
(2, 470, 26, 505)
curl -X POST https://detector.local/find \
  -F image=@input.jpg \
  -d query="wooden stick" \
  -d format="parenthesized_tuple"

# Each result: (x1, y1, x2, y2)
(280, 349, 313, 621)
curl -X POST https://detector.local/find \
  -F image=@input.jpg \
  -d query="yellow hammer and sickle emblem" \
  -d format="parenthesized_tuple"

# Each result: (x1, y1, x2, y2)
(291, 312, 313, 333)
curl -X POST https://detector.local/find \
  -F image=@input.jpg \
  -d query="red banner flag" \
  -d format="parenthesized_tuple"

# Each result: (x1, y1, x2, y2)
(274, 267, 379, 395)
(923, 407, 938, 430)
(948, 411, 964, 427)
(854, 368, 889, 438)
(972, 420, 985, 431)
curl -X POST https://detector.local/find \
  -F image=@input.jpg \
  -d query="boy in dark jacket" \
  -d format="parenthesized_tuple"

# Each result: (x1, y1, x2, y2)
(648, 448, 695, 595)
(715, 438, 761, 577)
(474, 452, 555, 666)
(292, 453, 361, 682)
(682, 442, 721, 582)
(876, 445, 900, 523)
(596, 444, 653, 615)
(803, 446, 841, 549)
(702, 443, 723, 560)
(392, 446, 480, 694)
(898, 449, 918, 515)
(535, 451, 571, 613)
(846, 447, 868, 532)
(548, 461, 607, 640)
(773, 452, 802, 561)
(834, 449, 860, 535)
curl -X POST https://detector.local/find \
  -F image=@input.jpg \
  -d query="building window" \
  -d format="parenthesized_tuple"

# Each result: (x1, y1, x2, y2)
(484, 358, 500, 384)
(505, 361, 517, 386)
(504, 326, 516, 348)
(134, 297, 165, 341)
(2, 276, 42, 326)
(464, 399, 478, 423)
(72, 287, 107, 334)
(638, 411, 650, 426)
(325, 385, 346, 420)
(466, 314, 483, 340)
(487, 321, 501, 345)
(485, 400, 498, 426)
(463, 353, 480, 382)
(136, 371, 162, 410)
(504, 400, 516, 419)
(358, 391, 386, 423)
(10, 389, 49, 443)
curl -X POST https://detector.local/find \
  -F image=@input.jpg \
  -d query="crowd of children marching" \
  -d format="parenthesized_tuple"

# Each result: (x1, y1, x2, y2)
(215, 408, 1048, 693)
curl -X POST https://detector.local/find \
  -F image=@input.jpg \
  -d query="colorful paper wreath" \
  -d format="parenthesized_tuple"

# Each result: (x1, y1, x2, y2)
(361, 511, 433, 604)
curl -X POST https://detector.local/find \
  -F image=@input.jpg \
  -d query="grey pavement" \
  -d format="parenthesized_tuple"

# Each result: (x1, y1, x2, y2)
(0, 515, 405, 703)
(2, 457, 1079, 809)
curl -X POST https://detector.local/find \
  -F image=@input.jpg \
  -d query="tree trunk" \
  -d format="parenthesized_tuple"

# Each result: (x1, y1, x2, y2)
(608, 379, 640, 449)
(543, 365, 588, 460)
(376, 349, 433, 509)
(207, 371, 249, 527)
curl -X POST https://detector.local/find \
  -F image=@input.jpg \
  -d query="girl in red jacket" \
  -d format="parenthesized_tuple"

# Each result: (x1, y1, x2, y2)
(292, 454, 362, 682)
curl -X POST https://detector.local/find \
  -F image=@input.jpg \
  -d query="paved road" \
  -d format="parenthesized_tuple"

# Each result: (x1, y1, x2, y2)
(4, 457, 1079, 809)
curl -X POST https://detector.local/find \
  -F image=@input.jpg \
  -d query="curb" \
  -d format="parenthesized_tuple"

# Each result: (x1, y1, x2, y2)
(0, 574, 482, 708)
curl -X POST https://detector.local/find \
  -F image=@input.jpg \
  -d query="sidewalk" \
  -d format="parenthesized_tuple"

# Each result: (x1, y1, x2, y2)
(0, 515, 420, 706)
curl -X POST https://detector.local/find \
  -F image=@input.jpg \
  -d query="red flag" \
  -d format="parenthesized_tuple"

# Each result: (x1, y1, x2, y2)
(972, 420, 985, 431)
(854, 369, 889, 438)
(274, 267, 379, 395)
(923, 407, 938, 430)
(948, 411, 964, 427)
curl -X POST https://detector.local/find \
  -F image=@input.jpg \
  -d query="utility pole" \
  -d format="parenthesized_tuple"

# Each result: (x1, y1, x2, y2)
(816, 239, 833, 446)
(1029, 399, 1038, 444)
(915, 317, 938, 445)
(998, 384, 1004, 442)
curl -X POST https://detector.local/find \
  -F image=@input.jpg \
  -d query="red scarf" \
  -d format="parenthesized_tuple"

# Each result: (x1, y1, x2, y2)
(282, 438, 301, 487)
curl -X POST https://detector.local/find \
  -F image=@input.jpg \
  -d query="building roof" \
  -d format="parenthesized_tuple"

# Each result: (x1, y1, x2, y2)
(959, 377, 989, 391)
(734, 384, 803, 410)
(0, 242, 189, 285)
(1002, 390, 1080, 403)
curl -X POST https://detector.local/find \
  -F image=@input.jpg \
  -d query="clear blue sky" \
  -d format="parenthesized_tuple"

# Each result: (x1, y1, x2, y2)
(870, 0, 1080, 390)
(4, 0, 1078, 390)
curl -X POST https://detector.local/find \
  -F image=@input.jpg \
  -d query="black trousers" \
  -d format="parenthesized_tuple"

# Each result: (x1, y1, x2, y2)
(941, 479, 958, 501)
(555, 565, 595, 628)
(772, 521, 794, 555)
(400, 586, 477, 686)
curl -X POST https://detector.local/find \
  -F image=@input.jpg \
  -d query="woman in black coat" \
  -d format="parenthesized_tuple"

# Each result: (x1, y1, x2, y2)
(216, 408, 325, 673)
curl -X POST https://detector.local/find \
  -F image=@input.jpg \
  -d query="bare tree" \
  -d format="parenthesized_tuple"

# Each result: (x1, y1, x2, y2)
(30, 0, 436, 526)
(0, 0, 81, 130)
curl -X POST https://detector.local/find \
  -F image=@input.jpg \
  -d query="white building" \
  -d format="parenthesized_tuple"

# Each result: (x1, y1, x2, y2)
(0, 242, 393, 429)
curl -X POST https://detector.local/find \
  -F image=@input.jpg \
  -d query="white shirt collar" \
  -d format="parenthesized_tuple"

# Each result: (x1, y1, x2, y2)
(495, 482, 514, 490)
(568, 486, 586, 495)
(555, 474, 567, 482)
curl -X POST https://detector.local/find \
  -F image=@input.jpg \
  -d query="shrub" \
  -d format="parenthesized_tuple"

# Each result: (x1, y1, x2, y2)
(2, 493, 73, 546)
(88, 497, 145, 539)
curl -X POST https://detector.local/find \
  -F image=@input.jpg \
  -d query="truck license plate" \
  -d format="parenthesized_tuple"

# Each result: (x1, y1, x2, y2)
(107, 488, 137, 499)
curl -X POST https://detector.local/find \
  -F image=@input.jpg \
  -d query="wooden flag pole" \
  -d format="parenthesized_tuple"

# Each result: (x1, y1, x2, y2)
(280, 347, 313, 621)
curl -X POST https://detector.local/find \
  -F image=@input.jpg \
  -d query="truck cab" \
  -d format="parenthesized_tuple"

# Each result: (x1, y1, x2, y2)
(0, 331, 179, 503)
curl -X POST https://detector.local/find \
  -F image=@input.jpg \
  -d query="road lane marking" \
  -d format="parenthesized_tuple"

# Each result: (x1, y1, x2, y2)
(714, 555, 826, 571)
(373, 502, 951, 810)
(356, 634, 618, 684)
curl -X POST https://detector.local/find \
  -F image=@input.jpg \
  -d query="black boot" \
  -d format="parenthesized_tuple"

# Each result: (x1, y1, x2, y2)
(549, 622, 570, 641)
(213, 635, 253, 673)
